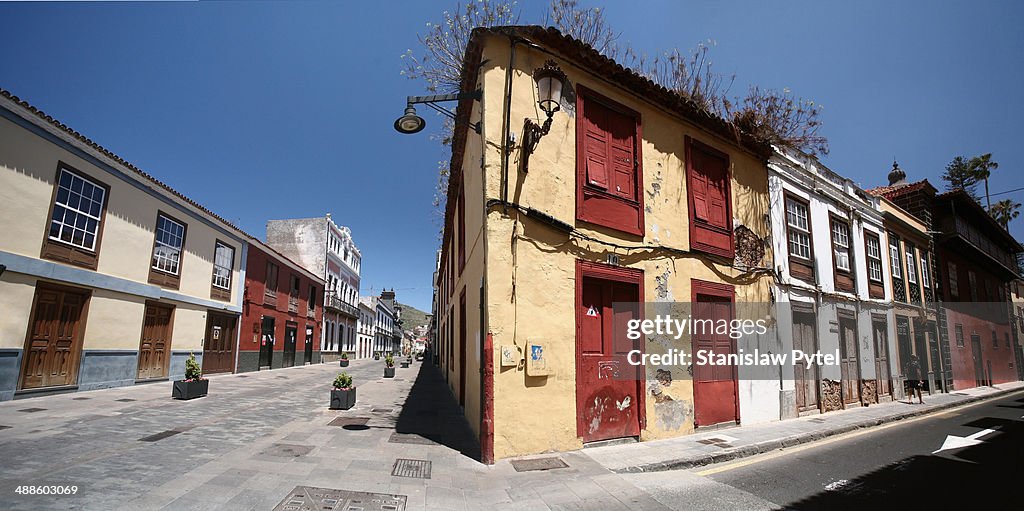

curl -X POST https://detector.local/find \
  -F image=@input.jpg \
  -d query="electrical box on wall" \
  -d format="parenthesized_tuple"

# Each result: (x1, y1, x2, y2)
(500, 345, 518, 367)
(525, 343, 551, 376)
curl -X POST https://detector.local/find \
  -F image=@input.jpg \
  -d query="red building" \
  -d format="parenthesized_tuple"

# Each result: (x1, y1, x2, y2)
(238, 239, 324, 372)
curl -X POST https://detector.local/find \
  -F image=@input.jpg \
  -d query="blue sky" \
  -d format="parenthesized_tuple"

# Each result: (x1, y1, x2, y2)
(2, 1, 1022, 311)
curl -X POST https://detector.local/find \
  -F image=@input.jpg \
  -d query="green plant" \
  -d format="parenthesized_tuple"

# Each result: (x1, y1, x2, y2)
(385, 355, 395, 368)
(332, 373, 353, 390)
(340, 352, 349, 360)
(184, 352, 203, 381)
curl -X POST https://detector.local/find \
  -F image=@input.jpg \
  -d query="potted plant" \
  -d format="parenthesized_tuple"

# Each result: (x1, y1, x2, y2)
(172, 352, 208, 400)
(339, 352, 349, 367)
(330, 373, 356, 410)
(384, 355, 395, 378)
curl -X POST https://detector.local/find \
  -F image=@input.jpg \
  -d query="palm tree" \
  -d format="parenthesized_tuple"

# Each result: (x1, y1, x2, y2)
(989, 199, 1021, 230)
(969, 153, 998, 209)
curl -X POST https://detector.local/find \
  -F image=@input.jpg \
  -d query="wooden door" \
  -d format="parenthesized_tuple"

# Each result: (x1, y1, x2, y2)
(873, 319, 891, 398)
(576, 267, 642, 443)
(458, 289, 467, 407)
(692, 281, 738, 427)
(838, 317, 860, 404)
(283, 324, 297, 368)
(202, 312, 236, 374)
(971, 334, 985, 387)
(303, 325, 313, 365)
(137, 302, 173, 380)
(21, 285, 87, 390)
(793, 311, 819, 413)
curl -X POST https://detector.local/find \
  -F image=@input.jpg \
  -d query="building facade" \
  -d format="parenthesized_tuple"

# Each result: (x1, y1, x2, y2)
(769, 149, 899, 418)
(0, 89, 246, 399)
(357, 300, 375, 360)
(435, 26, 775, 461)
(237, 240, 323, 372)
(266, 215, 361, 361)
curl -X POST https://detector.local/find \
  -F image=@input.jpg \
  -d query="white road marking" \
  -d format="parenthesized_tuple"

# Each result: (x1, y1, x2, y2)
(932, 428, 997, 454)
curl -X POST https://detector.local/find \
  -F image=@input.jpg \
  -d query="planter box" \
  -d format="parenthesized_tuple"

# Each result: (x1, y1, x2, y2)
(172, 379, 208, 400)
(400, 361, 410, 368)
(330, 388, 357, 410)
(384, 367, 395, 378)
(339, 359, 350, 367)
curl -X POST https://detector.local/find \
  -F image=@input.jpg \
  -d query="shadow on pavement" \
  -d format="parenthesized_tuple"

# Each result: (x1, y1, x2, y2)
(784, 416, 1023, 509)
(394, 359, 481, 461)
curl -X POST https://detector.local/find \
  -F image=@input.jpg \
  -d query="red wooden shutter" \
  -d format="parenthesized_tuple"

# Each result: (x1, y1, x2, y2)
(686, 137, 733, 258)
(705, 155, 728, 229)
(609, 115, 636, 201)
(690, 155, 710, 221)
(584, 103, 609, 189)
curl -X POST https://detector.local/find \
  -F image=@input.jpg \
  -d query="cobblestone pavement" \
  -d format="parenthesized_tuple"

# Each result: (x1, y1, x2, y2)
(0, 359, 674, 510)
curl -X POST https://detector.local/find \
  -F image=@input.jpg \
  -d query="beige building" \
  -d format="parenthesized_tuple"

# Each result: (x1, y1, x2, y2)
(0, 89, 246, 399)
(430, 27, 773, 461)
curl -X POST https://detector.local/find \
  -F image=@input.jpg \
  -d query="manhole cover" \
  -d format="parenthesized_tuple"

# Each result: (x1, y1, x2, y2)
(72, 397, 91, 400)
(328, 417, 369, 427)
(272, 486, 407, 511)
(388, 432, 438, 445)
(116, 398, 136, 402)
(511, 456, 568, 472)
(261, 443, 314, 458)
(140, 429, 182, 442)
(372, 408, 393, 414)
(17, 408, 45, 413)
(392, 459, 431, 479)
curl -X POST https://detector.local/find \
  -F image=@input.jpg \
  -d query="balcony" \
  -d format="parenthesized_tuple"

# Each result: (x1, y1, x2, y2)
(939, 215, 1018, 277)
(325, 293, 360, 319)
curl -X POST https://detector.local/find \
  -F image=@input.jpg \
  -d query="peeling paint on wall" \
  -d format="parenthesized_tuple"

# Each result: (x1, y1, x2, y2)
(648, 380, 689, 431)
(655, 268, 673, 301)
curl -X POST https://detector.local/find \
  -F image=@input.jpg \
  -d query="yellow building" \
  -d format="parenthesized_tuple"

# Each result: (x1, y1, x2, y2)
(0, 89, 245, 399)
(430, 27, 774, 461)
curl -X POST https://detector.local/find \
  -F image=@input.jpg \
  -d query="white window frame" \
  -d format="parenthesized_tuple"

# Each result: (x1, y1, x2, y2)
(920, 251, 930, 288)
(152, 214, 185, 275)
(49, 168, 106, 251)
(831, 220, 851, 272)
(905, 244, 917, 284)
(889, 237, 902, 278)
(785, 197, 812, 260)
(866, 235, 883, 282)
(212, 241, 234, 290)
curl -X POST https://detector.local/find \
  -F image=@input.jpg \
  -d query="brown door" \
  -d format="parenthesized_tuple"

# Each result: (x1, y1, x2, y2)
(838, 316, 860, 404)
(576, 263, 643, 443)
(21, 285, 88, 390)
(873, 319, 891, 398)
(692, 281, 739, 426)
(137, 302, 173, 380)
(202, 312, 236, 374)
(793, 311, 820, 413)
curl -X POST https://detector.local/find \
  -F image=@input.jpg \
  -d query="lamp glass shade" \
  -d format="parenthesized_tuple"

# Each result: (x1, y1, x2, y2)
(536, 75, 563, 116)
(394, 106, 425, 134)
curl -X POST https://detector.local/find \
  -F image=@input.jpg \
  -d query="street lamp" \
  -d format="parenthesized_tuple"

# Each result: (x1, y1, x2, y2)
(521, 60, 568, 172)
(393, 90, 482, 135)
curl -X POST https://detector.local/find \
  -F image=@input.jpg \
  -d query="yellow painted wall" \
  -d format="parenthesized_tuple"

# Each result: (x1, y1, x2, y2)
(0, 274, 37, 350)
(0, 116, 242, 304)
(466, 35, 773, 459)
(81, 290, 146, 350)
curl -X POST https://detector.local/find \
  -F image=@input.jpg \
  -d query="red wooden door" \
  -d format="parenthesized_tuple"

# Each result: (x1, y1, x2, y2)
(21, 286, 87, 389)
(576, 265, 642, 443)
(138, 302, 173, 380)
(692, 280, 738, 427)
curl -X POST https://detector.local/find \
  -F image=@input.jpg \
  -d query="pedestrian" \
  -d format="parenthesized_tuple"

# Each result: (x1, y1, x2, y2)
(906, 354, 924, 404)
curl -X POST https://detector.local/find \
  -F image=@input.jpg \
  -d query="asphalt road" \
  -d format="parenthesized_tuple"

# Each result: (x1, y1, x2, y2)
(694, 390, 1024, 509)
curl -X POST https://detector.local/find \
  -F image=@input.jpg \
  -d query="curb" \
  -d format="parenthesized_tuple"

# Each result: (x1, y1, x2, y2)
(612, 385, 1024, 473)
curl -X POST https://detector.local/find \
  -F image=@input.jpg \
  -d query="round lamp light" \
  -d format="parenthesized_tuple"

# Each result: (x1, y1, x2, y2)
(394, 106, 426, 134)
(534, 60, 567, 117)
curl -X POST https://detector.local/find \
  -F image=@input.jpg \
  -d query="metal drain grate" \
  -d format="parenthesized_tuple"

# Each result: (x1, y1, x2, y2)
(116, 398, 136, 402)
(328, 417, 369, 427)
(236, 375, 249, 378)
(272, 486, 407, 511)
(140, 429, 182, 442)
(17, 408, 46, 413)
(809, 418, 826, 423)
(392, 458, 432, 479)
(372, 408, 393, 414)
(72, 397, 91, 400)
(388, 432, 438, 445)
(0, 425, 10, 430)
(511, 456, 568, 472)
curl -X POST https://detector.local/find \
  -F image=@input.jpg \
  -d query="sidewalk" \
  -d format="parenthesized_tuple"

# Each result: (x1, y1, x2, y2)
(583, 381, 1024, 473)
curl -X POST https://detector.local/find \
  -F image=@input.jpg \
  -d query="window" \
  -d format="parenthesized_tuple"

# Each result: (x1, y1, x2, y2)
(148, 212, 187, 289)
(865, 234, 883, 282)
(920, 251, 930, 289)
(968, 271, 978, 301)
(42, 165, 110, 270)
(1007, 332, 1012, 349)
(889, 234, 902, 279)
(290, 275, 300, 297)
(210, 241, 234, 301)
(992, 330, 999, 348)
(152, 215, 185, 275)
(786, 197, 811, 260)
(904, 244, 917, 284)
(308, 284, 316, 315)
(687, 137, 732, 257)
(48, 167, 105, 252)
(948, 261, 959, 298)
(576, 86, 644, 236)
(265, 262, 279, 298)
(831, 219, 851, 272)
(955, 324, 965, 348)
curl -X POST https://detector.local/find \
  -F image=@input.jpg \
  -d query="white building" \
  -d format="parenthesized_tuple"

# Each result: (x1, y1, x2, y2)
(767, 147, 899, 421)
(357, 299, 375, 360)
